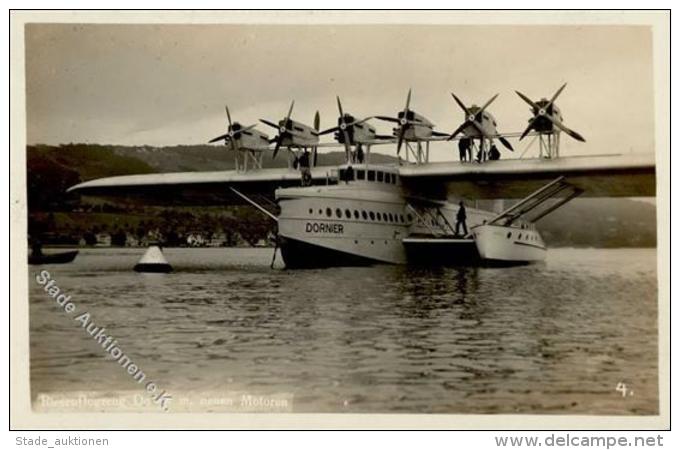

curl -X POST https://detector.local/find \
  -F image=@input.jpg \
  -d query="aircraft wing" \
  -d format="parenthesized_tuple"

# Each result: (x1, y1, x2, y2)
(352, 131, 532, 145)
(67, 167, 337, 205)
(68, 152, 655, 206)
(293, 142, 344, 148)
(413, 131, 532, 143)
(398, 153, 656, 199)
(310, 140, 399, 147)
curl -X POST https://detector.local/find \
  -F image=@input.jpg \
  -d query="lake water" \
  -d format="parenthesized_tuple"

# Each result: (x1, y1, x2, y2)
(28, 247, 658, 414)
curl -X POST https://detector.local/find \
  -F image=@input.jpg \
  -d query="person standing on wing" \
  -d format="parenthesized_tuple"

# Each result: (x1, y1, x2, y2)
(458, 137, 470, 162)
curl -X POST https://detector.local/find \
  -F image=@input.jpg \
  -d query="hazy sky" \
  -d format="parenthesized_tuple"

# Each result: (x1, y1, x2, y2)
(25, 23, 655, 160)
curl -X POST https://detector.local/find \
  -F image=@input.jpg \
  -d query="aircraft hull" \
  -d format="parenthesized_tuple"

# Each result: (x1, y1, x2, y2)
(278, 236, 381, 268)
(274, 169, 543, 267)
(402, 237, 481, 265)
(276, 185, 410, 266)
(472, 224, 547, 263)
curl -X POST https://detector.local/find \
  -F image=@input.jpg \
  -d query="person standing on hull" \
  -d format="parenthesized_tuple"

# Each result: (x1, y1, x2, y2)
(298, 150, 312, 186)
(456, 201, 468, 237)
(344, 165, 354, 184)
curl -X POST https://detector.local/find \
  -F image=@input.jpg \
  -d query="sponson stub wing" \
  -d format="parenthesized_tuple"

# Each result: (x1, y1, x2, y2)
(67, 166, 337, 206)
(398, 153, 656, 199)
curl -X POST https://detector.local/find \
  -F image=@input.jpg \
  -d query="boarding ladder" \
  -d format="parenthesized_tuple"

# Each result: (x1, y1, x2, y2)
(406, 201, 458, 238)
(486, 176, 584, 226)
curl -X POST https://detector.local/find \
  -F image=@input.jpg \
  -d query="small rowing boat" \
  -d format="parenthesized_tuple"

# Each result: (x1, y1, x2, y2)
(28, 250, 79, 265)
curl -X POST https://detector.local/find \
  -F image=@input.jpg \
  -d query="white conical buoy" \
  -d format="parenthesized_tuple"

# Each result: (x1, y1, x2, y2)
(134, 245, 172, 273)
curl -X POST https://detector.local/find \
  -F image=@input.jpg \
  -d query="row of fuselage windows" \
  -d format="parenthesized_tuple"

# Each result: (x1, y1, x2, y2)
(339, 169, 398, 184)
(309, 207, 413, 224)
(507, 231, 540, 242)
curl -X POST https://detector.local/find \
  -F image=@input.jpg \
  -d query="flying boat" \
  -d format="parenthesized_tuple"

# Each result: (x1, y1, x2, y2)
(68, 85, 656, 268)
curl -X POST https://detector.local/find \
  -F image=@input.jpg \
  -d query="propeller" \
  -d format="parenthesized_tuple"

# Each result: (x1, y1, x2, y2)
(375, 89, 414, 155)
(318, 96, 372, 161)
(208, 104, 257, 151)
(447, 93, 498, 142)
(498, 136, 514, 152)
(448, 93, 515, 152)
(515, 83, 586, 142)
(260, 100, 296, 158)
